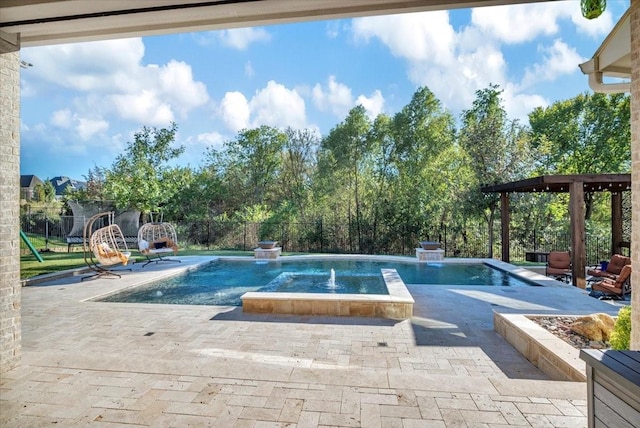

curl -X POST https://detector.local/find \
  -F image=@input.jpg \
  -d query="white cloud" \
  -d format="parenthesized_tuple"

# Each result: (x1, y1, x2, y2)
(249, 81, 306, 128)
(353, 11, 454, 63)
(218, 27, 271, 50)
(51, 109, 73, 129)
(110, 90, 174, 126)
(220, 91, 250, 132)
(157, 60, 209, 117)
(219, 81, 308, 132)
(520, 39, 587, 89)
(50, 109, 108, 140)
(471, 2, 615, 44)
(197, 131, 226, 150)
(22, 38, 209, 126)
(356, 90, 385, 120)
(350, 3, 612, 122)
(312, 75, 385, 120)
(312, 75, 353, 117)
(76, 117, 109, 140)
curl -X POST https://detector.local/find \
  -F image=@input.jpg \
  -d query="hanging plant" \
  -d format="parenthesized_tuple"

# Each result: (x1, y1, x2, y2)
(581, 0, 606, 20)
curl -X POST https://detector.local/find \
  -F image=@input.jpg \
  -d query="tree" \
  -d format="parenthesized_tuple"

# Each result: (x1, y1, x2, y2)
(459, 85, 531, 257)
(33, 181, 56, 202)
(64, 166, 108, 202)
(318, 105, 372, 251)
(529, 92, 630, 220)
(104, 122, 188, 216)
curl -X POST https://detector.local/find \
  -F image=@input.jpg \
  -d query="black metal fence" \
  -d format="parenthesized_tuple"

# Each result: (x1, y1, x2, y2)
(20, 210, 621, 265)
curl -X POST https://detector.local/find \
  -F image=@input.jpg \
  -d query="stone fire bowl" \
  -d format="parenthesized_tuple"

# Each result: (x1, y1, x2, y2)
(419, 241, 441, 250)
(257, 240, 278, 249)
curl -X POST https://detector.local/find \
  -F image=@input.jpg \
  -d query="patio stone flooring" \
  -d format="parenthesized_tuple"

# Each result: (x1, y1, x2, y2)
(1, 256, 627, 427)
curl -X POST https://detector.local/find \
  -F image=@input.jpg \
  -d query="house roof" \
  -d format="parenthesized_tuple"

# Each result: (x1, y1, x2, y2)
(49, 176, 85, 195)
(20, 174, 44, 188)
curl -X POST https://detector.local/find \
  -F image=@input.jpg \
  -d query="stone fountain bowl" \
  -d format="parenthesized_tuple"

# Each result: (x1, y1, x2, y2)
(419, 241, 441, 250)
(257, 240, 278, 249)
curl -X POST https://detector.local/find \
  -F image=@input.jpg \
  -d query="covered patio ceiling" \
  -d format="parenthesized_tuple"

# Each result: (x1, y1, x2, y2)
(1, 0, 549, 47)
(482, 174, 631, 289)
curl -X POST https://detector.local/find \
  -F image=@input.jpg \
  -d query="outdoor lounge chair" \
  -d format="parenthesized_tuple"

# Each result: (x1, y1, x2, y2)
(137, 221, 181, 268)
(545, 251, 571, 282)
(590, 264, 632, 300)
(586, 254, 631, 280)
(81, 211, 132, 280)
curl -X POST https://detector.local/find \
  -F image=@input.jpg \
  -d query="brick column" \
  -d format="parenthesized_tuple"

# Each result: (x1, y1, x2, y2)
(0, 30, 21, 373)
(631, 0, 640, 350)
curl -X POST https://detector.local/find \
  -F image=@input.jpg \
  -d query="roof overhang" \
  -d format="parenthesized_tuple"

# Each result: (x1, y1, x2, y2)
(480, 174, 631, 194)
(1, 0, 548, 47)
(579, 8, 631, 94)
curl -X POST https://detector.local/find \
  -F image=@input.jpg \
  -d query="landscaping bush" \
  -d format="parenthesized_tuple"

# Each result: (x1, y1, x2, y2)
(610, 306, 632, 350)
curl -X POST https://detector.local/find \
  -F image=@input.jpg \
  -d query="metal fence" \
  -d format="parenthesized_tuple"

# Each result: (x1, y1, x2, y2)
(20, 211, 620, 265)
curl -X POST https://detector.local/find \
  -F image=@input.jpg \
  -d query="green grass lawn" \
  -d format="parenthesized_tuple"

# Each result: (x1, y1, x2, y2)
(19, 249, 310, 279)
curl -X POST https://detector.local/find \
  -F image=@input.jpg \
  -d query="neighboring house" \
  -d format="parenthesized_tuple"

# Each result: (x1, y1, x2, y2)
(49, 176, 86, 199)
(20, 175, 44, 201)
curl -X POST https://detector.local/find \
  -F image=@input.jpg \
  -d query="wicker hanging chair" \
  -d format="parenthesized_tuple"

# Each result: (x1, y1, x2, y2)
(82, 211, 132, 280)
(137, 221, 180, 268)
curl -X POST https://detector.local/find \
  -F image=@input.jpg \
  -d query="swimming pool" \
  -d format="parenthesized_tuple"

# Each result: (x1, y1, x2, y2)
(97, 258, 533, 306)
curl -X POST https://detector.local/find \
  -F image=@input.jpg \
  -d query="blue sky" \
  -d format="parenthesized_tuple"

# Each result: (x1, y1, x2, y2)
(19, 1, 630, 181)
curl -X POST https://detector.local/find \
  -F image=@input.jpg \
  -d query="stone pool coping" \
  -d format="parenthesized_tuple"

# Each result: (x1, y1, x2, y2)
(494, 312, 587, 382)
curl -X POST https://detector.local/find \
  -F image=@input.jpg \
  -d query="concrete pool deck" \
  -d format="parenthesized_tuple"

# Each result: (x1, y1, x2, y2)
(1, 256, 629, 427)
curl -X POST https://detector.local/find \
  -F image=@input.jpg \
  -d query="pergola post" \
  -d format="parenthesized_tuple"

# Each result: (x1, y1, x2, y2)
(569, 181, 586, 289)
(500, 192, 510, 262)
(611, 192, 623, 255)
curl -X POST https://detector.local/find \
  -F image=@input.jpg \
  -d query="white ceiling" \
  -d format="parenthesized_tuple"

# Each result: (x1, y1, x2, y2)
(1, 0, 546, 47)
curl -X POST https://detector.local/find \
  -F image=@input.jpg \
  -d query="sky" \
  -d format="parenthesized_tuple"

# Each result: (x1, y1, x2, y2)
(19, 1, 630, 182)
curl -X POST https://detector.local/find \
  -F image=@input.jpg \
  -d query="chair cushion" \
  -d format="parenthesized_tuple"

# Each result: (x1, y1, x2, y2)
(606, 254, 630, 275)
(548, 252, 570, 269)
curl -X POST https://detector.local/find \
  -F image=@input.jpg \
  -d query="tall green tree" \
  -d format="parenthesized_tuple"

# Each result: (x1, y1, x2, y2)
(459, 85, 531, 257)
(389, 87, 457, 227)
(104, 122, 189, 216)
(529, 92, 630, 220)
(318, 105, 372, 250)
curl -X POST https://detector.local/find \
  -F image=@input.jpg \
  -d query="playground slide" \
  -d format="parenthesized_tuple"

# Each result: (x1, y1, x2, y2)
(20, 230, 44, 263)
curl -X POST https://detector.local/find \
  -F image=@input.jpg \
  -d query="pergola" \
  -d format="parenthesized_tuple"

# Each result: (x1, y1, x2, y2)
(481, 174, 631, 289)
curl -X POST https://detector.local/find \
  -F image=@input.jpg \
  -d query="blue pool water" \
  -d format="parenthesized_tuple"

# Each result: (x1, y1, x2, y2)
(97, 259, 534, 306)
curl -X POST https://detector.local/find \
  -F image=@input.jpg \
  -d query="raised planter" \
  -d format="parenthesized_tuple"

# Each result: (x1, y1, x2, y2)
(494, 312, 586, 382)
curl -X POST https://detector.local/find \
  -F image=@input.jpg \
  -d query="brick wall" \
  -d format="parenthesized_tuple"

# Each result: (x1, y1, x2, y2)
(0, 31, 21, 373)
(631, 0, 640, 350)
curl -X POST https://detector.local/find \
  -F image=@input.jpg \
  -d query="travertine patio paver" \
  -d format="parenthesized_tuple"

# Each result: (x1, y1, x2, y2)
(0, 256, 626, 427)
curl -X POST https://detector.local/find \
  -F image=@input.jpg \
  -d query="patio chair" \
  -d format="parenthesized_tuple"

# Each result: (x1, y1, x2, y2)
(590, 264, 632, 300)
(81, 211, 132, 281)
(137, 221, 181, 268)
(545, 251, 571, 282)
(587, 254, 630, 280)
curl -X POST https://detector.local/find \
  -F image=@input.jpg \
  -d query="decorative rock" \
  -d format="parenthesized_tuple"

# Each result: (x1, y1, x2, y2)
(570, 313, 615, 342)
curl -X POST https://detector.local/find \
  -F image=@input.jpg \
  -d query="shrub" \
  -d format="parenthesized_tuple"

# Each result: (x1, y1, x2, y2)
(610, 306, 632, 350)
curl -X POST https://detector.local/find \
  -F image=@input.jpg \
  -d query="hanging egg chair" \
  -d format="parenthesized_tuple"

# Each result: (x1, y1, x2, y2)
(82, 211, 132, 280)
(137, 221, 180, 268)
